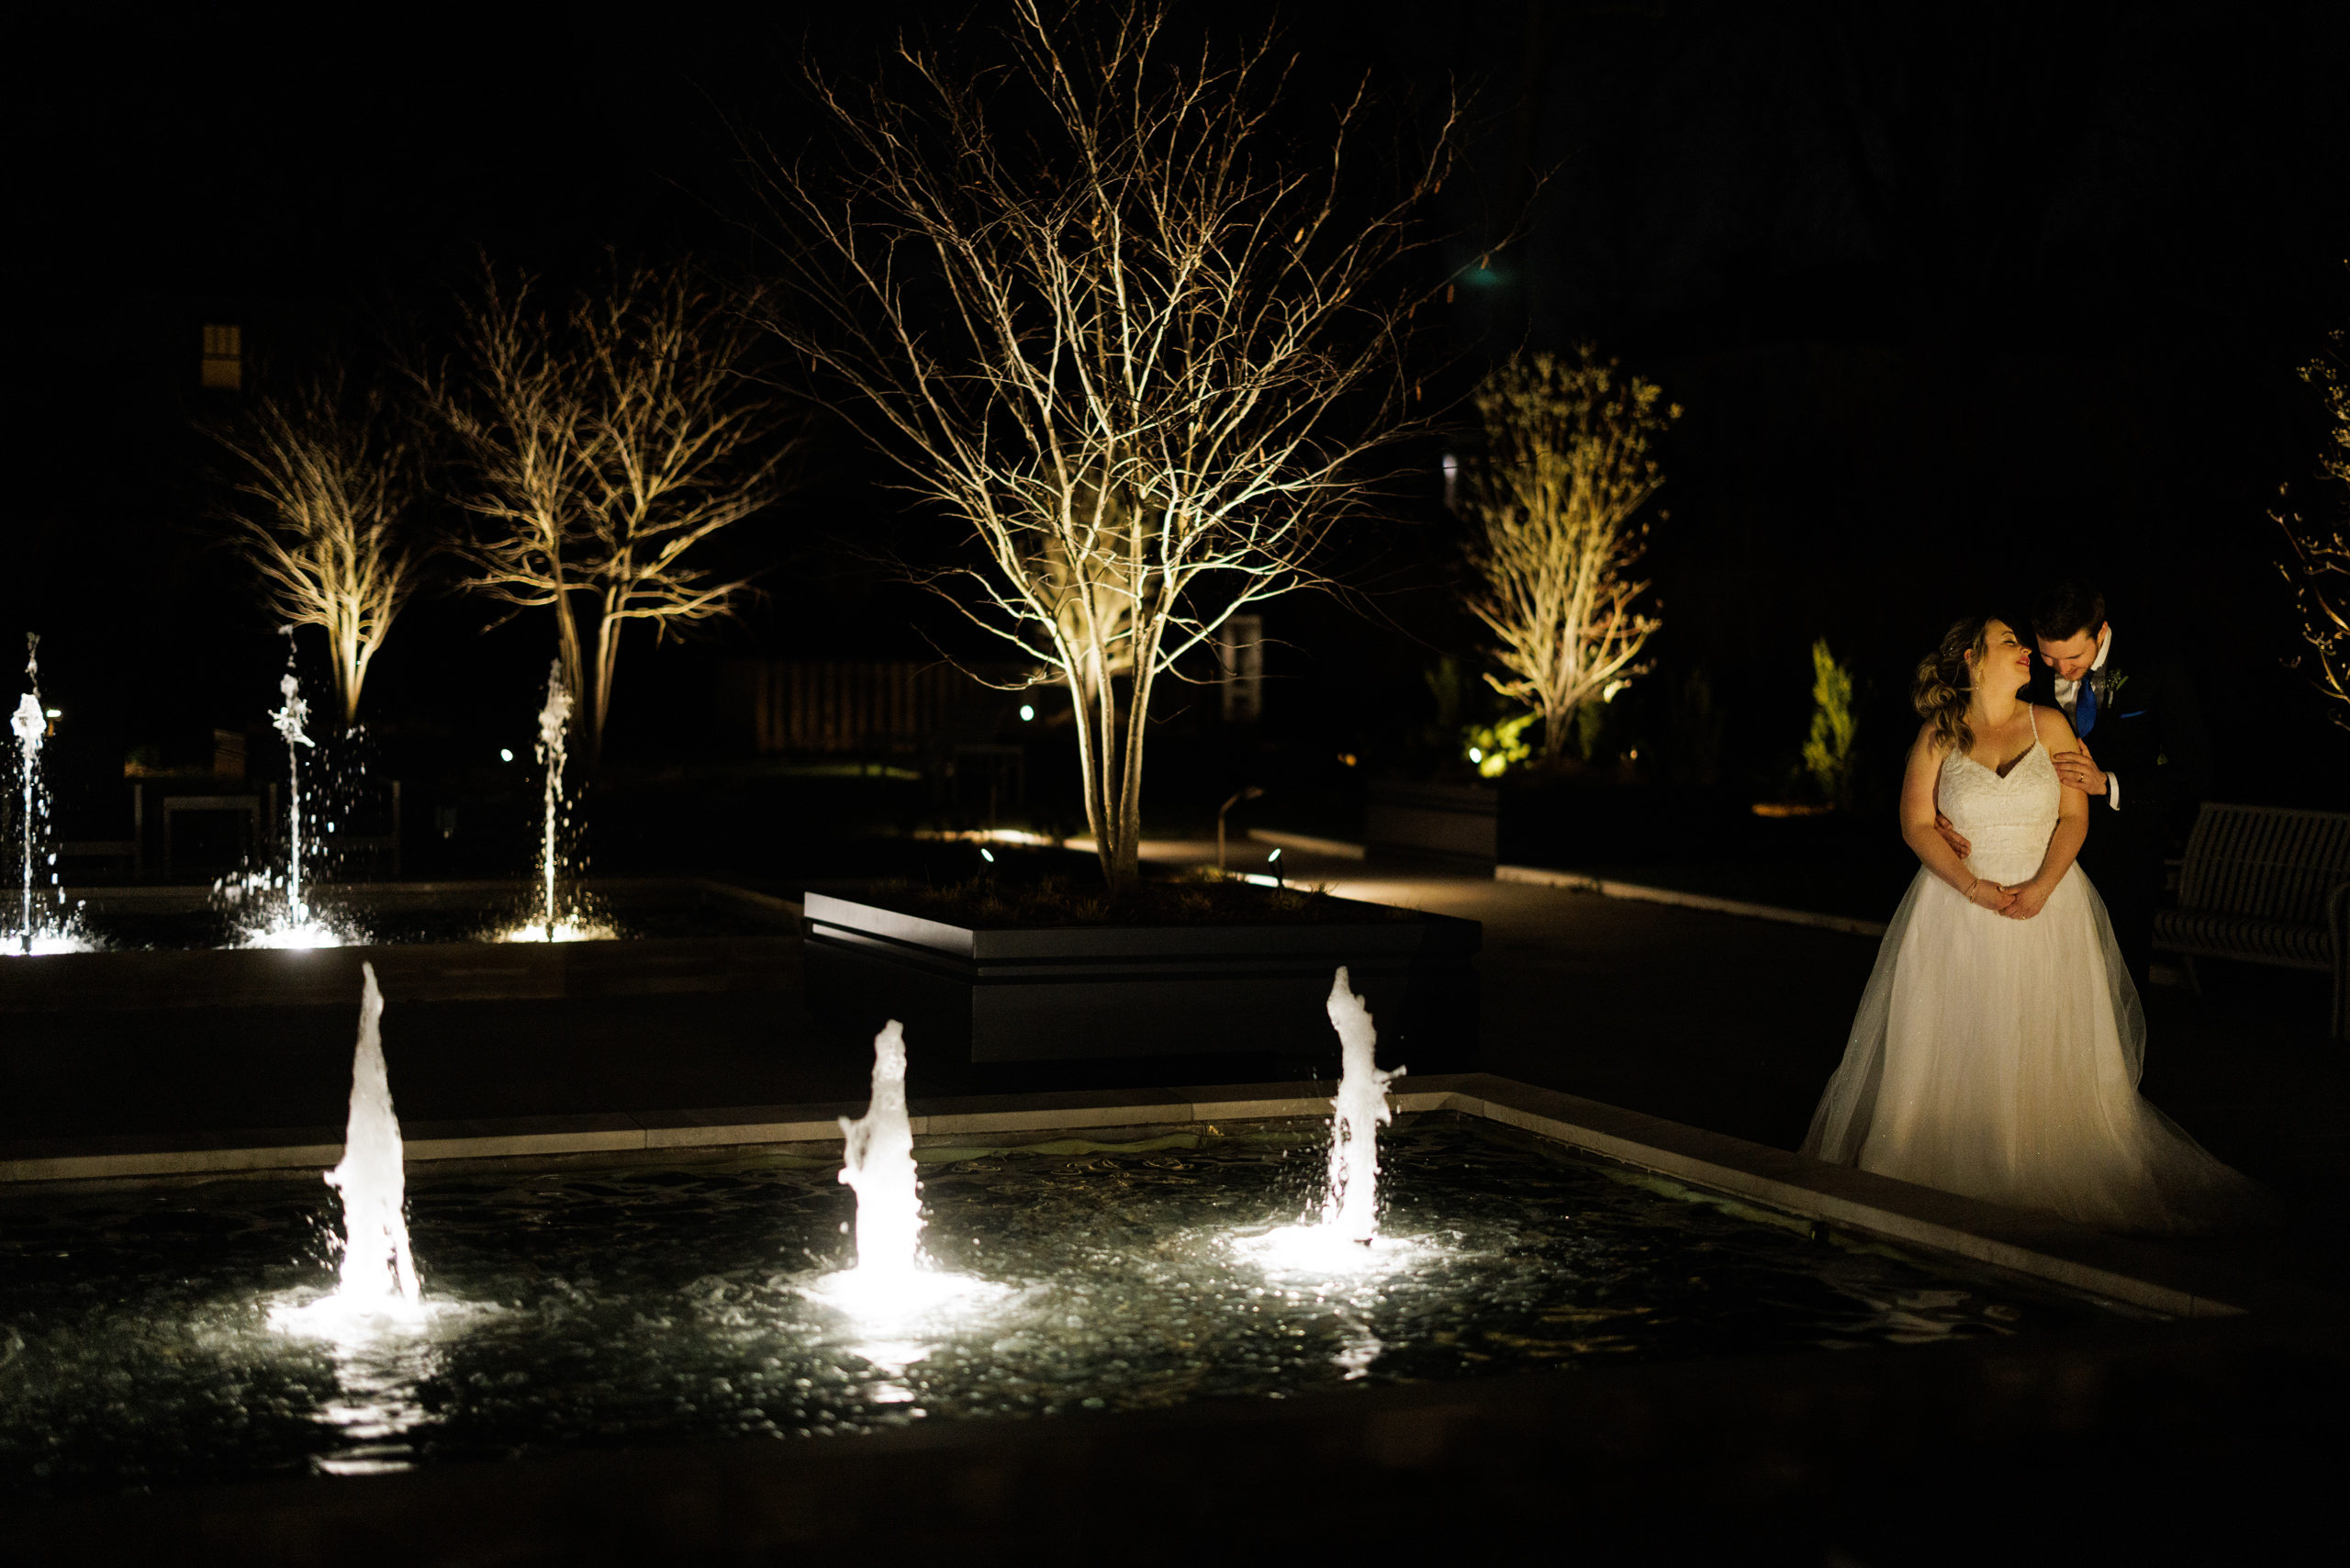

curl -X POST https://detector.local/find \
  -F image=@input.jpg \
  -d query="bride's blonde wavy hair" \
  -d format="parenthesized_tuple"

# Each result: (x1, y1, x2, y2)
(1914, 615, 1993, 755)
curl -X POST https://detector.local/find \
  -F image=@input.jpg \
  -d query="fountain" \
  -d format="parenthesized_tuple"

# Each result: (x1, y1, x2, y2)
(274, 668, 314, 916)
(1230, 967, 1414, 1271)
(494, 660, 612, 944)
(5, 635, 88, 958)
(812, 1019, 998, 1322)
(533, 659, 570, 940)
(324, 962, 421, 1309)
(0, 1077, 2129, 1505)
(837, 1020, 923, 1281)
(13, 645, 46, 954)
(270, 962, 428, 1338)
(213, 650, 352, 948)
(1322, 966, 1404, 1242)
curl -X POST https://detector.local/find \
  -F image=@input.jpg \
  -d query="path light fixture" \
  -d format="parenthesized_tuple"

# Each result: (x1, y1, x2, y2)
(1218, 786, 1265, 871)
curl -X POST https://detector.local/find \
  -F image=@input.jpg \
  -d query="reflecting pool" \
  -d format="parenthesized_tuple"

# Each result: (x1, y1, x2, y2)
(0, 1115, 2141, 1498)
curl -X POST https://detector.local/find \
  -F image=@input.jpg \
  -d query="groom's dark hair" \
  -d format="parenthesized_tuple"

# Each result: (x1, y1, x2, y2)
(2031, 579, 2107, 644)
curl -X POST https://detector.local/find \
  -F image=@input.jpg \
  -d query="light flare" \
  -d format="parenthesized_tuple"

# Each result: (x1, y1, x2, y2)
(495, 919, 618, 944)
(0, 930, 97, 957)
(241, 918, 352, 950)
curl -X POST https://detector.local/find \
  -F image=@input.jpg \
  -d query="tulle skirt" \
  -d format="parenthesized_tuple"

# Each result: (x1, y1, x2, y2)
(1801, 864, 2266, 1233)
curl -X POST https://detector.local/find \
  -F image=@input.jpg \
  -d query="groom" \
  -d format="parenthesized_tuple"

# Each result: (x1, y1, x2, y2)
(2020, 581, 2212, 993)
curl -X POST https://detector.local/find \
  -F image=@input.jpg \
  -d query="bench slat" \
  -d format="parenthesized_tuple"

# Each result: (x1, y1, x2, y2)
(2177, 802, 2350, 926)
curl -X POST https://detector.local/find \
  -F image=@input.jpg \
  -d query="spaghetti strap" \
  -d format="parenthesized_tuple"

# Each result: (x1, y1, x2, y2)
(2029, 704, 2040, 744)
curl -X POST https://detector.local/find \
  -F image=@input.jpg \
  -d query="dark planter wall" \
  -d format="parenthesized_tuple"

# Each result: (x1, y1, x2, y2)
(804, 893, 1480, 1067)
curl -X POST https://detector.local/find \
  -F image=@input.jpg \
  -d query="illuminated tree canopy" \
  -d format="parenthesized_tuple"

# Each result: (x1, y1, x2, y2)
(1460, 347, 1677, 760)
(755, 0, 1458, 893)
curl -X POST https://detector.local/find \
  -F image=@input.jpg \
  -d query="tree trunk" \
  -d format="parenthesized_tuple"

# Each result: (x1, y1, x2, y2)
(553, 585, 588, 760)
(1541, 698, 1573, 759)
(335, 617, 363, 728)
(588, 591, 624, 771)
(1112, 664, 1150, 897)
(1067, 654, 1144, 902)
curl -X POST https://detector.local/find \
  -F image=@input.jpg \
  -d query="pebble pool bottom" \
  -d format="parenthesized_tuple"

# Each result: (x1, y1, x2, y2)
(0, 1114, 2138, 1497)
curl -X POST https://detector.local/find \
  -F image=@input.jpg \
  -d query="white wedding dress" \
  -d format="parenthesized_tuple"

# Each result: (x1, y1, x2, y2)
(1800, 714, 2264, 1232)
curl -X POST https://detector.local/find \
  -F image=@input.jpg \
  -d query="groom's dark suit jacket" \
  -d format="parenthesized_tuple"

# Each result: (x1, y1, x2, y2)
(2023, 633, 2213, 985)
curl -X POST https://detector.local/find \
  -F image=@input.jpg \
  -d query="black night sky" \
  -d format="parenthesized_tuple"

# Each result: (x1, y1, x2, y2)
(13, 2, 2350, 834)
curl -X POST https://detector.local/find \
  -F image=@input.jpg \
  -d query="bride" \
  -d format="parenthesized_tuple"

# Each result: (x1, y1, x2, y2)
(1800, 614, 2264, 1232)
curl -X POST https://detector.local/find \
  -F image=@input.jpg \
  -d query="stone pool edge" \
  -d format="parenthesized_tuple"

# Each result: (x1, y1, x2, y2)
(1, 1073, 2314, 1323)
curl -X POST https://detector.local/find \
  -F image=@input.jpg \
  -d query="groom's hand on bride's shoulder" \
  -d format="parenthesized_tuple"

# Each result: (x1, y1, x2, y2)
(2053, 740, 2107, 796)
(1934, 812, 1973, 858)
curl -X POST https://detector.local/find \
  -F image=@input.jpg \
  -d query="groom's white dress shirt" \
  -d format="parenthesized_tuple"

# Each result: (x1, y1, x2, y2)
(2050, 626, 2121, 811)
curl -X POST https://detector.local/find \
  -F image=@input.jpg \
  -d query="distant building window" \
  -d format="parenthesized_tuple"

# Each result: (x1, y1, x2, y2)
(200, 323, 242, 390)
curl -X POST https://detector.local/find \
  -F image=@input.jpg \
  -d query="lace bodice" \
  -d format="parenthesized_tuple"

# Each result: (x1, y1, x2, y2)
(1938, 738, 2059, 885)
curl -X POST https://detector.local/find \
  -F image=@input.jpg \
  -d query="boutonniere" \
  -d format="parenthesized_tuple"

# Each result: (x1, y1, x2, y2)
(2103, 670, 2130, 701)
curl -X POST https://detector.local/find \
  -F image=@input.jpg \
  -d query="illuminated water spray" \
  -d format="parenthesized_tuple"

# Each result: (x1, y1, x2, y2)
(325, 963, 421, 1307)
(1322, 966, 1404, 1244)
(813, 1019, 1001, 1322)
(535, 660, 572, 942)
(838, 1021, 923, 1280)
(10, 635, 45, 954)
(271, 653, 317, 924)
(1233, 966, 1414, 1272)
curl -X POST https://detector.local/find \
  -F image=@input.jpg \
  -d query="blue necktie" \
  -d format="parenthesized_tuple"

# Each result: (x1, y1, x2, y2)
(2075, 675, 2098, 736)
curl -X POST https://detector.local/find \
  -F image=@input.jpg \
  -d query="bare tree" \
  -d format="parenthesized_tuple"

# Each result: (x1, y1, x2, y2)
(204, 371, 425, 727)
(1460, 348, 1678, 759)
(755, 0, 1458, 895)
(435, 259, 793, 765)
(2279, 309, 2350, 725)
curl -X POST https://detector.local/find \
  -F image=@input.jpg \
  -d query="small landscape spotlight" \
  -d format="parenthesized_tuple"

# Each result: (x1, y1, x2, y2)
(499, 748, 514, 762)
(43, 709, 60, 719)
(980, 846, 996, 863)
(1019, 704, 1035, 722)
(1268, 847, 1281, 863)
(1468, 746, 1483, 764)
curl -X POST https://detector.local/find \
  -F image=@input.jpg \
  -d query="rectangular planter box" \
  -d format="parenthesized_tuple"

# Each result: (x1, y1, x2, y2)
(802, 890, 1481, 1064)
(1364, 781, 1498, 867)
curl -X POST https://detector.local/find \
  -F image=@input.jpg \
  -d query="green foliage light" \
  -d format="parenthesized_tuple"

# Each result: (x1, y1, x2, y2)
(1463, 712, 1539, 778)
(1802, 639, 1860, 810)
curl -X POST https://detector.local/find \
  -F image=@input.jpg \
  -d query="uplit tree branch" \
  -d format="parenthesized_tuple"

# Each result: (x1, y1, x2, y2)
(2278, 306, 2350, 726)
(431, 258, 793, 765)
(754, 0, 1458, 894)
(1460, 348, 1677, 759)
(203, 371, 426, 727)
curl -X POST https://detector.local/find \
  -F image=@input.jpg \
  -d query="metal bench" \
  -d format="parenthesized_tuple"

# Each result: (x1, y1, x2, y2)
(2152, 801, 2350, 1036)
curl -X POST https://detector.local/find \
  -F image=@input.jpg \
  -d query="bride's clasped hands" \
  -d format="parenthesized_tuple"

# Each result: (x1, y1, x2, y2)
(1995, 879, 2050, 919)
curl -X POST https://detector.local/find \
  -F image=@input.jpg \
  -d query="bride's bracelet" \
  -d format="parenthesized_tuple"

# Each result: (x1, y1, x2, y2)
(1965, 878, 1983, 903)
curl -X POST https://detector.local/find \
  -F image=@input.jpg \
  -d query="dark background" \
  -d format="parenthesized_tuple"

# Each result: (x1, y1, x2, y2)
(10, 1, 2347, 871)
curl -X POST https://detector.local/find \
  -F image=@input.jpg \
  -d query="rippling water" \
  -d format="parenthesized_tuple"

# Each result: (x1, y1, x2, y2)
(0, 1114, 2132, 1497)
